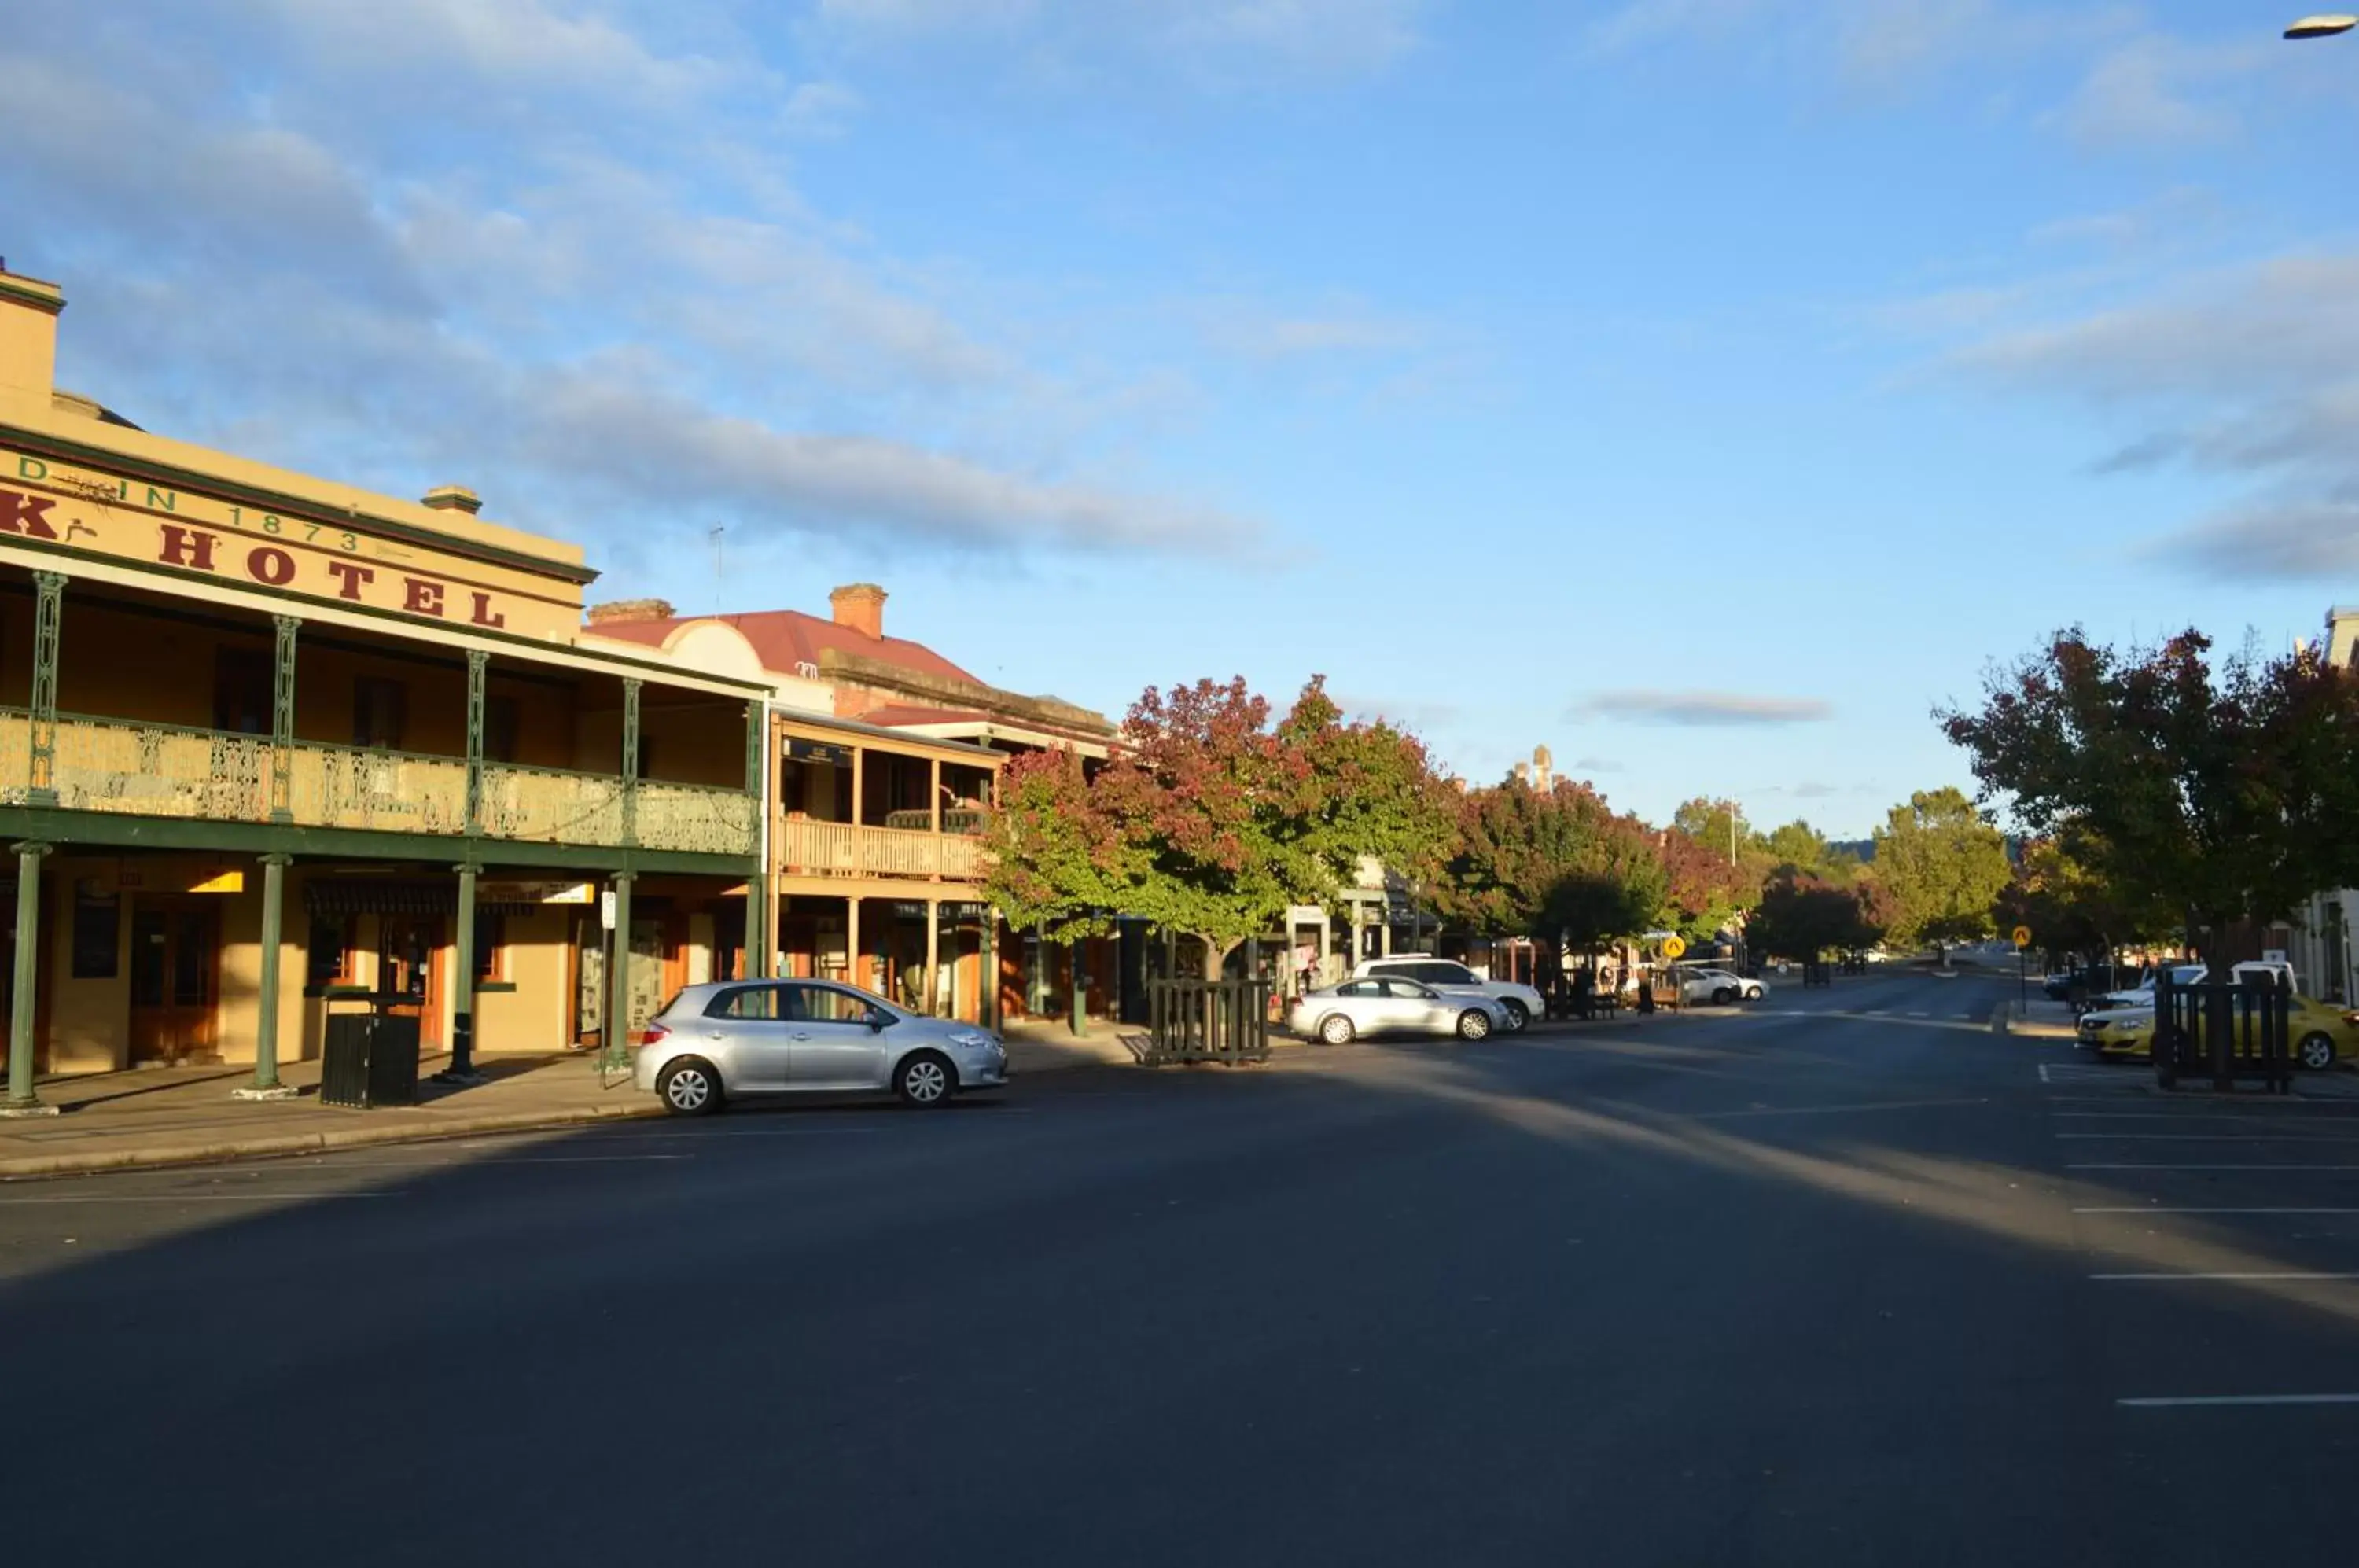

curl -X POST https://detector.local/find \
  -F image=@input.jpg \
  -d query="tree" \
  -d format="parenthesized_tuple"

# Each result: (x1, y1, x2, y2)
(1761, 819, 1860, 885)
(1993, 832, 2173, 963)
(1436, 778, 1667, 950)
(1871, 787, 2013, 951)
(1750, 867, 1881, 961)
(1939, 630, 2359, 959)
(981, 747, 1134, 944)
(1080, 675, 1456, 979)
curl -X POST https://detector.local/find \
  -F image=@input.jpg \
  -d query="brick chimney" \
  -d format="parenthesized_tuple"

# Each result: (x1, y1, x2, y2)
(0, 261, 64, 412)
(584, 598, 675, 626)
(829, 583, 886, 640)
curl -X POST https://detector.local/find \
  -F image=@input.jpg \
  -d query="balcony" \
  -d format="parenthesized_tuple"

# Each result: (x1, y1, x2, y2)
(0, 709, 756, 858)
(778, 815, 986, 882)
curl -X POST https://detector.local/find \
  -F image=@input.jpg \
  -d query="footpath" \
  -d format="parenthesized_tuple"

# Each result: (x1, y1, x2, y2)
(0, 1021, 1143, 1180)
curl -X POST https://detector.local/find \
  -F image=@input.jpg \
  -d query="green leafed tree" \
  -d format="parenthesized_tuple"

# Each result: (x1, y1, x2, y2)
(1749, 867, 1882, 962)
(1941, 630, 2359, 960)
(1870, 786, 2014, 951)
(981, 746, 1135, 944)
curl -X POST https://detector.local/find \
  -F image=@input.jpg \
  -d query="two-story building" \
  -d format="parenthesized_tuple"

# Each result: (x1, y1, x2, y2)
(581, 590, 1120, 1027)
(0, 263, 770, 1112)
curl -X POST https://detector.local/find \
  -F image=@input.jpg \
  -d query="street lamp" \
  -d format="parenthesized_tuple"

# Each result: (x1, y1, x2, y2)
(2287, 14, 2358, 38)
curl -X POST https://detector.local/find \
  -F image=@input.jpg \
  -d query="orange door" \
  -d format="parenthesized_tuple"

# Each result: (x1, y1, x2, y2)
(129, 901, 220, 1063)
(378, 915, 447, 1050)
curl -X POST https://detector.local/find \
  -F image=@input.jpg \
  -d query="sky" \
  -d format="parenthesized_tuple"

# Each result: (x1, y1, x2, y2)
(6, 0, 2358, 837)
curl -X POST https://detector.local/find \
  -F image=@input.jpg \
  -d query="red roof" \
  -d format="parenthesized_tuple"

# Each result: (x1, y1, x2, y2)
(591, 610, 980, 686)
(856, 705, 999, 728)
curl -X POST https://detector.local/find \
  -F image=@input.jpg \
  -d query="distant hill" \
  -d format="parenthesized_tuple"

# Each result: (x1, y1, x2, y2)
(1831, 839, 1874, 863)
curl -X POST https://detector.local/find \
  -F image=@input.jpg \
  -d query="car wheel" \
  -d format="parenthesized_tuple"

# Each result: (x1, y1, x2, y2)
(2299, 1032, 2339, 1071)
(1500, 999, 1529, 1032)
(1457, 1008, 1492, 1042)
(657, 1058, 722, 1117)
(1712, 987, 1736, 1007)
(1744, 985, 1763, 1001)
(895, 1051, 956, 1107)
(1319, 1013, 1356, 1047)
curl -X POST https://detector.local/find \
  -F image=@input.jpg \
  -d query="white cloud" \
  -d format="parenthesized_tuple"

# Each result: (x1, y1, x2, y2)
(2054, 34, 2260, 149)
(782, 79, 866, 137)
(1950, 248, 2359, 582)
(816, 0, 1432, 83)
(1571, 691, 1833, 727)
(0, 1, 1253, 561)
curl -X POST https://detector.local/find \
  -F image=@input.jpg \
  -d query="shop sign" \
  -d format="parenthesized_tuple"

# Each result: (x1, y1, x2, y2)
(0, 452, 572, 639)
(786, 737, 850, 765)
(478, 879, 594, 905)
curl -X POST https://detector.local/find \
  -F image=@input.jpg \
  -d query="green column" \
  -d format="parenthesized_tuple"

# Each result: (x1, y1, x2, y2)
(620, 678, 642, 849)
(241, 852, 295, 1097)
(270, 615, 298, 823)
(463, 649, 488, 835)
(602, 871, 635, 1073)
(27, 572, 62, 807)
(448, 861, 480, 1080)
(3, 841, 51, 1115)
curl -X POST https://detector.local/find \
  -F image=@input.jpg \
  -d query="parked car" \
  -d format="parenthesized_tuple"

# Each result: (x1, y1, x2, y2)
(634, 978, 1008, 1115)
(1672, 965, 1765, 1005)
(2077, 991, 2359, 1070)
(1292, 977, 1511, 1045)
(2098, 963, 2206, 1010)
(1352, 958, 1544, 1032)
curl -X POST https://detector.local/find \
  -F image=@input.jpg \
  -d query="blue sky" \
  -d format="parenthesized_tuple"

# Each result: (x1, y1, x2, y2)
(6, 1, 2358, 836)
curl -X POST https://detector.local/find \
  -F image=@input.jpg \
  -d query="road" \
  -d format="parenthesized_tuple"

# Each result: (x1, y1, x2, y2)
(5, 970, 2359, 1566)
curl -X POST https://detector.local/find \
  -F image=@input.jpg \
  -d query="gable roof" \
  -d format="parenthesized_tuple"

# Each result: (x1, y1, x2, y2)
(590, 609, 980, 686)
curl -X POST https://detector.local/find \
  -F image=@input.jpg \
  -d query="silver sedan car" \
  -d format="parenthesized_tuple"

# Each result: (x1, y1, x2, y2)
(1288, 977, 1511, 1046)
(634, 978, 1009, 1114)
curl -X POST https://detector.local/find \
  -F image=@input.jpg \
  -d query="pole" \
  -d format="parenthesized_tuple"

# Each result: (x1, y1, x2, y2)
(447, 861, 480, 1083)
(237, 852, 297, 1099)
(3, 842, 51, 1115)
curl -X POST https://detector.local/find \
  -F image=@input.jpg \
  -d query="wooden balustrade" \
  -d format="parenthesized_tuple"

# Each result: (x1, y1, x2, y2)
(778, 815, 988, 881)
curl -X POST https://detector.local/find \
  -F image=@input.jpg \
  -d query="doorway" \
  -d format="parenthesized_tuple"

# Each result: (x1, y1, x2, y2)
(129, 900, 220, 1063)
(377, 915, 446, 1050)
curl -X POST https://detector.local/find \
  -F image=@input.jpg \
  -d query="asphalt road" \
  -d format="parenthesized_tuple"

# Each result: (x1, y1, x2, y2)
(6, 970, 2359, 1566)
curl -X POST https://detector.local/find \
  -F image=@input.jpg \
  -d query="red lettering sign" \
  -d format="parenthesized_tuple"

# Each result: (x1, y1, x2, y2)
(157, 524, 220, 572)
(0, 488, 61, 540)
(469, 591, 506, 630)
(247, 545, 296, 587)
(326, 561, 374, 600)
(403, 578, 446, 617)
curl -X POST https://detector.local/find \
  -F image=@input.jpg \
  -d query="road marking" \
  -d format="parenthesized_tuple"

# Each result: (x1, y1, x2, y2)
(2057, 1134, 2359, 1143)
(2119, 1394, 2359, 1408)
(309, 1154, 693, 1166)
(2092, 1272, 2359, 1281)
(1906, 1010, 1931, 1018)
(0, 1192, 396, 1205)
(2055, 1112, 2359, 1122)
(1687, 1097, 1989, 1121)
(2070, 1164, 2359, 1172)
(2074, 1206, 2359, 1214)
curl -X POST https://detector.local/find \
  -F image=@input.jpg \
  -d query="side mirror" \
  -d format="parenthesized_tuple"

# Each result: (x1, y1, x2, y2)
(867, 1010, 889, 1033)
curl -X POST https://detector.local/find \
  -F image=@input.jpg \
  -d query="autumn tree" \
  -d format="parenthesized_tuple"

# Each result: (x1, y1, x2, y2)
(1053, 675, 1457, 980)
(1993, 832, 2173, 963)
(1750, 868, 1881, 962)
(1540, 809, 1670, 955)
(1941, 630, 2359, 960)
(1870, 787, 2013, 951)
(1437, 778, 1665, 950)
(981, 747, 1135, 944)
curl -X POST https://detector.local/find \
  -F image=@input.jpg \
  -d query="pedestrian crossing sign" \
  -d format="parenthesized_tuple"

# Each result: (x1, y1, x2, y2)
(2011, 926, 2032, 949)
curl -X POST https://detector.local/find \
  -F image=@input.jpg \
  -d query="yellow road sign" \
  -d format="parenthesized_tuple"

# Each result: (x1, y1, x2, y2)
(1662, 936, 1687, 960)
(2011, 926, 2033, 949)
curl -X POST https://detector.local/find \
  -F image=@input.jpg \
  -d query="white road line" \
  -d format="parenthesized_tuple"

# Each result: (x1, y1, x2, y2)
(1906, 1010, 1931, 1018)
(2070, 1164, 2359, 1172)
(2092, 1272, 2359, 1282)
(304, 1154, 693, 1167)
(2054, 1113, 2359, 1122)
(0, 1192, 396, 1205)
(2057, 1134, 2359, 1143)
(2074, 1206, 2359, 1215)
(1687, 1096, 1989, 1121)
(2120, 1394, 2359, 1409)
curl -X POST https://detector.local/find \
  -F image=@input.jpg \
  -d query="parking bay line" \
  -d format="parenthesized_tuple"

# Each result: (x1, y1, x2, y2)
(2091, 1271, 2359, 1281)
(2074, 1206, 2359, 1214)
(2119, 1394, 2359, 1409)
(2057, 1134, 2359, 1143)
(2070, 1164, 2359, 1172)
(0, 1192, 399, 1205)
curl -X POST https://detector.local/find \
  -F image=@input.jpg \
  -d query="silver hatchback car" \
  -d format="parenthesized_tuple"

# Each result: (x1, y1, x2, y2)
(1287, 977, 1511, 1046)
(635, 978, 1009, 1114)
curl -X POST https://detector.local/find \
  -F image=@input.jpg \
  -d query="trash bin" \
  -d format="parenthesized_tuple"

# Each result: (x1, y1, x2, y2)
(318, 994, 423, 1109)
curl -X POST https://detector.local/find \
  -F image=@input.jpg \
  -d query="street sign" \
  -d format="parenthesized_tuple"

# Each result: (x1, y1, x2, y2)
(2011, 926, 2033, 950)
(600, 889, 617, 931)
(1662, 936, 1687, 960)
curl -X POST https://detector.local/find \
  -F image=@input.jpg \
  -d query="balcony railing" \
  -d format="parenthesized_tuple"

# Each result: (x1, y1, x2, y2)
(778, 815, 988, 882)
(0, 709, 756, 858)
(881, 808, 988, 835)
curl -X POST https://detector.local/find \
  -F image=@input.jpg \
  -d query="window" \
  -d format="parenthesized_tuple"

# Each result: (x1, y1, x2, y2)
(353, 678, 407, 749)
(70, 892, 118, 979)
(307, 914, 356, 988)
(1379, 979, 1435, 999)
(214, 648, 272, 736)
(1422, 962, 1475, 985)
(708, 984, 786, 1021)
(1336, 981, 1378, 998)
(797, 985, 881, 1024)
(470, 911, 508, 984)
(484, 696, 521, 764)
